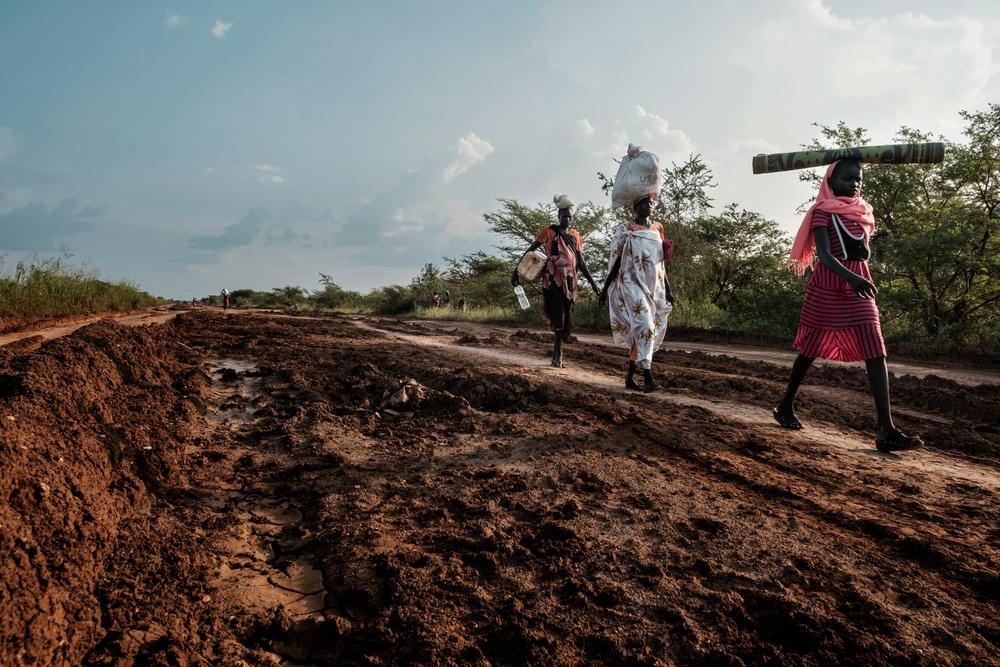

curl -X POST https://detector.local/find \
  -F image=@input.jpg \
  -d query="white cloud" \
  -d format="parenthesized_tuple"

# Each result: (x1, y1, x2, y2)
(203, 167, 217, 174)
(635, 106, 696, 155)
(211, 20, 233, 38)
(0, 127, 17, 161)
(442, 132, 495, 183)
(575, 118, 595, 138)
(636, 106, 671, 137)
(248, 164, 287, 184)
(718, 138, 781, 157)
(737, 1, 998, 132)
(591, 131, 630, 159)
(164, 11, 189, 29)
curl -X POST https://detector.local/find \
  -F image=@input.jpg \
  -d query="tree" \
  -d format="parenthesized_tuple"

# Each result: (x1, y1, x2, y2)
(659, 154, 717, 227)
(693, 204, 791, 309)
(409, 263, 446, 307)
(483, 198, 614, 279)
(653, 154, 720, 306)
(442, 252, 512, 308)
(311, 274, 362, 310)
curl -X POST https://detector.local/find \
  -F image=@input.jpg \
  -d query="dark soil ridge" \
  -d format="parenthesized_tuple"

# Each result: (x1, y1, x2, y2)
(0, 319, 221, 664)
(3, 311, 999, 665)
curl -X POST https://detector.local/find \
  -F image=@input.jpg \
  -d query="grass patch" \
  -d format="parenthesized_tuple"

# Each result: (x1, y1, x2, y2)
(0, 255, 161, 323)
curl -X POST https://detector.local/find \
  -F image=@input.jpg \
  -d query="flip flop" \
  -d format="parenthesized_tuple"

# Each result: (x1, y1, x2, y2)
(772, 407, 802, 430)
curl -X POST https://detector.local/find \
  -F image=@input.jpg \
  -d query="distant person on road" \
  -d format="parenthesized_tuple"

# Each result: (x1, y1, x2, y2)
(443, 289, 451, 307)
(599, 194, 674, 391)
(773, 159, 922, 453)
(432, 292, 441, 308)
(512, 194, 599, 368)
(457, 296, 466, 312)
(222, 288, 230, 310)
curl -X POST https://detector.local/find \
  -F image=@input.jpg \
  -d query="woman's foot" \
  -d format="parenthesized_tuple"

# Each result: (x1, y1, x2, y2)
(625, 361, 641, 390)
(876, 428, 922, 453)
(561, 332, 578, 343)
(772, 406, 802, 430)
(642, 370, 660, 393)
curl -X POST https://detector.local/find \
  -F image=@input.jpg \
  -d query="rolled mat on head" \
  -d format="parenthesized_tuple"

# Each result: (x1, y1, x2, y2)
(751, 142, 945, 174)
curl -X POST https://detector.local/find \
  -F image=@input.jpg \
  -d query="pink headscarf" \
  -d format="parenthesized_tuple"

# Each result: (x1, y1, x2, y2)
(788, 160, 875, 276)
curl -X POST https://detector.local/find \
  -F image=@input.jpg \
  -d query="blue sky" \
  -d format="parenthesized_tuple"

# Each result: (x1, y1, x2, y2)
(2, 1, 998, 298)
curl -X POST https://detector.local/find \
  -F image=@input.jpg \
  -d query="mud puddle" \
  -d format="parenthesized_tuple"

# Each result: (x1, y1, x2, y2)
(197, 357, 331, 664)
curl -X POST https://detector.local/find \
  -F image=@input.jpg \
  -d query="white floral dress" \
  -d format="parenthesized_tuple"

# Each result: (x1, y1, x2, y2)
(607, 221, 672, 369)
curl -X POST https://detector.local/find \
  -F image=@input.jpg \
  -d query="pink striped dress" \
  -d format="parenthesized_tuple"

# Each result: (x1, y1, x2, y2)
(794, 210, 886, 362)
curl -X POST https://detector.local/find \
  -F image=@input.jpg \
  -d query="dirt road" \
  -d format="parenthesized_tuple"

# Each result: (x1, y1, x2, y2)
(2, 310, 998, 665)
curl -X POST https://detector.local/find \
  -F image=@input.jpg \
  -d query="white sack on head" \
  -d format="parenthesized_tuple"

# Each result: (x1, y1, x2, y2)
(611, 144, 662, 210)
(552, 194, 574, 209)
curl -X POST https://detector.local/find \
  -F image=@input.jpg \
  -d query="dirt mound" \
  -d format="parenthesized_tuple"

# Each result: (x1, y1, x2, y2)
(0, 320, 224, 664)
(2, 311, 998, 665)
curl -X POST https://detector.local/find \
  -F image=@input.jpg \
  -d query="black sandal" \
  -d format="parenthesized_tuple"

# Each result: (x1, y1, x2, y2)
(772, 407, 802, 430)
(642, 371, 660, 393)
(876, 429, 922, 453)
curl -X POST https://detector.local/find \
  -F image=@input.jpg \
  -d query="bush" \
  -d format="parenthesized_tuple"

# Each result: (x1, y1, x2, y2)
(0, 255, 160, 321)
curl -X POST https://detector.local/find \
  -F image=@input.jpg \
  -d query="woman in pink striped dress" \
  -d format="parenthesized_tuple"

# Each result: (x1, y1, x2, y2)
(773, 159, 922, 453)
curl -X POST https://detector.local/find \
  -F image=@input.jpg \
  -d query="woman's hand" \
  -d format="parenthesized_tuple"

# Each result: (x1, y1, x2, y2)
(850, 276, 878, 299)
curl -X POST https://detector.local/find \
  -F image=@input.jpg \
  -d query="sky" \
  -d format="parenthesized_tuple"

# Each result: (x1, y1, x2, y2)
(1, 0, 998, 299)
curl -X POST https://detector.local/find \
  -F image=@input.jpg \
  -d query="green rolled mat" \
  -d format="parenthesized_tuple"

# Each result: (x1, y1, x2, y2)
(752, 142, 945, 174)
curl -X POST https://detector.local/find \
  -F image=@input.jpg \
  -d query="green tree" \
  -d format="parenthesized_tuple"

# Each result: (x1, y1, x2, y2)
(659, 154, 717, 226)
(409, 263, 446, 307)
(442, 252, 512, 308)
(656, 154, 719, 306)
(693, 204, 791, 309)
(363, 284, 415, 315)
(483, 198, 614, 278)
(311, 273, 362, 310)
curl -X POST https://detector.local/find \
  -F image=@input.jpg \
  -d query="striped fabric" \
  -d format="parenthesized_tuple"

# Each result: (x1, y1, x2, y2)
(794, 210, 886, 361)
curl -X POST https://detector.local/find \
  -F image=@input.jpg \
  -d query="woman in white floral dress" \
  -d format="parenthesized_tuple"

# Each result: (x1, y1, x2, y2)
(599, 195, 674, 391)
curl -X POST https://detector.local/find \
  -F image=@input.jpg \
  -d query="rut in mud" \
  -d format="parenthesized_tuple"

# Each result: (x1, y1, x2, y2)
(1, 310, 998, 665)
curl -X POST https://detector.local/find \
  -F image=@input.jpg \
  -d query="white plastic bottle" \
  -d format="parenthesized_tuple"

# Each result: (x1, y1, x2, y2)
(514, 285, 530, 310)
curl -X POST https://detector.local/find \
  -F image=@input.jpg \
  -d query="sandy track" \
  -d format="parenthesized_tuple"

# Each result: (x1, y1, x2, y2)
(395, 317, 1000, 388)
(0, 306, 188, 347)
(351, 319, 1000, 490)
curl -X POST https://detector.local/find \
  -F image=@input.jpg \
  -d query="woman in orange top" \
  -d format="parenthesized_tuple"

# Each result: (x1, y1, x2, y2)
(512, 195, 599, 367)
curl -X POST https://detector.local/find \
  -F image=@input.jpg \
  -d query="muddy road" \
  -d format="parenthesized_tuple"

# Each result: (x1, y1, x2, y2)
(2, 310, 998, 665)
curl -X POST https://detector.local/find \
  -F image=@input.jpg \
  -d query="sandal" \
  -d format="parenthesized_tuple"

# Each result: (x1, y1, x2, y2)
(561, 333, 578, 344)
(876, 429, 922, 453)
(772, 407, 802, 430)
(625, 378, 643, 391)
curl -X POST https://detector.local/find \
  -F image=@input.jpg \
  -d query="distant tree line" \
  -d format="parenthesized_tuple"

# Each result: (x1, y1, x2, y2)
(214, 103, 1000, 350)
